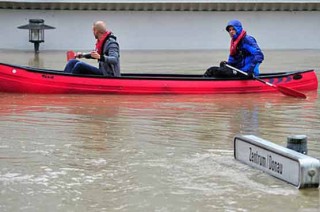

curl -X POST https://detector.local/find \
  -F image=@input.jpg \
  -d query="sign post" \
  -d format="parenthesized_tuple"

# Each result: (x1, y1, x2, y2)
(234, 135, 320, 189)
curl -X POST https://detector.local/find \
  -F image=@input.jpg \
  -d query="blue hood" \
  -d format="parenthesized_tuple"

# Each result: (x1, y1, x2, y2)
(226, 20, 243, 39)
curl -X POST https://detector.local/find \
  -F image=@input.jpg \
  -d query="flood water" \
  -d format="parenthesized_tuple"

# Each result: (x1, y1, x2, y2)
(0, 49, 320, 211)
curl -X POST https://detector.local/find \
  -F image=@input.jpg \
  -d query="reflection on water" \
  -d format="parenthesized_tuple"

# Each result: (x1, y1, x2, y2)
(28, 53, 44, 68)
(0, 50, 320, 211)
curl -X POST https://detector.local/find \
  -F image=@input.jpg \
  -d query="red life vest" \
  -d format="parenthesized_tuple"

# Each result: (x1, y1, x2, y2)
(95, 31, 111, 55)
(230, 30, 246, 56)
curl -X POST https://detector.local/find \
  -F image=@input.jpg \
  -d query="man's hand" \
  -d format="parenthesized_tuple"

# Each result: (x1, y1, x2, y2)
(90, 51, 101, 60)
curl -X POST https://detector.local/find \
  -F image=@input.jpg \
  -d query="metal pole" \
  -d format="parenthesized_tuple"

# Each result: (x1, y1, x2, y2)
(287, 135, 308, 155)
(34, 42, 40, 53)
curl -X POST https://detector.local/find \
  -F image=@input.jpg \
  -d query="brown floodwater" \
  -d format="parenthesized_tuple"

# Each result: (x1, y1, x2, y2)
(0, 49, 319, 211)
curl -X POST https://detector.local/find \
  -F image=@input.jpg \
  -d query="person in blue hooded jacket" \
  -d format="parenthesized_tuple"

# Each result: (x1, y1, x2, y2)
(205, 20, 264, 78)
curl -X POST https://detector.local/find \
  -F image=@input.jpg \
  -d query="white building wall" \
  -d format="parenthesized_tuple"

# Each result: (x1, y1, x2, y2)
(0, 9, 319, 50)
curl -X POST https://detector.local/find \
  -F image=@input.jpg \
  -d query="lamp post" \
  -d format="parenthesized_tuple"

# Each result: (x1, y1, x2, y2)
(18, 19, 55, 53)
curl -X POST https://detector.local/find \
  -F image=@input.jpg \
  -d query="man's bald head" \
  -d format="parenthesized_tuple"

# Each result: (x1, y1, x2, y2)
(94, 21, 107, 33)
(93, 21, 107, 39)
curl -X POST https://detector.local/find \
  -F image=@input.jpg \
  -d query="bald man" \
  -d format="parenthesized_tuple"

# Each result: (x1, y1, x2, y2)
(64, 21, 120, 77)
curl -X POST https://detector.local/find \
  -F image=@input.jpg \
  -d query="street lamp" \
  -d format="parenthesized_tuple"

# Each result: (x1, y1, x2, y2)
(18, 19, 55, 53)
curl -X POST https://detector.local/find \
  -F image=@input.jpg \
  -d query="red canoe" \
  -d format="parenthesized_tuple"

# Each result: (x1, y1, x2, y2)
(0, 62, 318, 95)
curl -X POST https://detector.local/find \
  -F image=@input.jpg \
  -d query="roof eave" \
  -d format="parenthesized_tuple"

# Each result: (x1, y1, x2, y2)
(0, 1, 319, 11)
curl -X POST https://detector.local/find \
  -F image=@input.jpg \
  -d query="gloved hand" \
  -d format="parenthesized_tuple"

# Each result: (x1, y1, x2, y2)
(247, 64, 256, 78)
(247, 72, 255, 79)
(219, 61, 227, 68)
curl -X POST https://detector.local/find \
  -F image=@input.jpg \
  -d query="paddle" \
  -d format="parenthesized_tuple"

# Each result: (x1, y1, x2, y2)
(225, 64, 307, 99)
(66, 50, 92, 61)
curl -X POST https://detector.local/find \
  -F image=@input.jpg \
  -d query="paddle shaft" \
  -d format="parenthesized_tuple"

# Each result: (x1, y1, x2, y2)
(66, 51, 92, 61)
(225, 64, 307, 99)
(225, 64, 276, 87)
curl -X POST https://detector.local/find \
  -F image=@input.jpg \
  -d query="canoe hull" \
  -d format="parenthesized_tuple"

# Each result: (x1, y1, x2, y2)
(0, 63, 318, 94)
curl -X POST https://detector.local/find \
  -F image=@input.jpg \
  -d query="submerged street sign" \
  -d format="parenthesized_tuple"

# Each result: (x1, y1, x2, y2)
(234, 135, 320, 189)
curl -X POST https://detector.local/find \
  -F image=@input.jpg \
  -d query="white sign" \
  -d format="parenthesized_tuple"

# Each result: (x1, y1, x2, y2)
(234, 135, 320, 188)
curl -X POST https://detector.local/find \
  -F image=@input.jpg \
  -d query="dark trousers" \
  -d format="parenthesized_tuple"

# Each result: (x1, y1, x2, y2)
(64, 59, 103, 75)
(204, 66, 239, 78)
